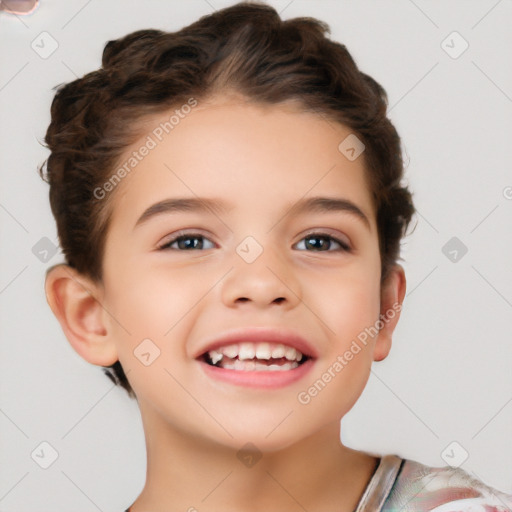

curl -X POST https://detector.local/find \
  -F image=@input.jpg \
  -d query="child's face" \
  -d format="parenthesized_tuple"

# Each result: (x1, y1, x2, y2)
(96, 94, 403, 449)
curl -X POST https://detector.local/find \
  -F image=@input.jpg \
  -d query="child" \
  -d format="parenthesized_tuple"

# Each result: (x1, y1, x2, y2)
(39, 2, 512, 511)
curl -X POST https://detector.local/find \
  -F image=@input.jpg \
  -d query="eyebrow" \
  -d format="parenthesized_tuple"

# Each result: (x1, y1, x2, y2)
(133, 196, 371, 231)
(134, 197, 231, 229)
(287, 196, 371, 230)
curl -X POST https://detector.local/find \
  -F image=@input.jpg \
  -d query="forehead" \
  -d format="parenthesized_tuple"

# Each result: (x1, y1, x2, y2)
(108, 95, 376, 230)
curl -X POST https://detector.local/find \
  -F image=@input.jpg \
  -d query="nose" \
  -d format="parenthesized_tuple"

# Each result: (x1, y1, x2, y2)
(220, 244, 302, 310)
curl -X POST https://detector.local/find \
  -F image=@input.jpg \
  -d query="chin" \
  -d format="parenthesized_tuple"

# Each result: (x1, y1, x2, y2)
(200, 414, 322, 455)
(213, 430, 308, 455)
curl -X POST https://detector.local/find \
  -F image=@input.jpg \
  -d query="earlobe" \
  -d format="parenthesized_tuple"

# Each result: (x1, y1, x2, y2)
(373, 264, 406, 362)
(44, 264, 119, 366)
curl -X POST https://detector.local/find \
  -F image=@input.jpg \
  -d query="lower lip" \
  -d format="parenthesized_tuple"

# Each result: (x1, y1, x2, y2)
(199, 358, 315, 389)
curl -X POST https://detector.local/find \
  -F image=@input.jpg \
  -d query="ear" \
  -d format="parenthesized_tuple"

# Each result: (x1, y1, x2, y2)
(44, 264, 119, 366)
(373, 264, 406, 362)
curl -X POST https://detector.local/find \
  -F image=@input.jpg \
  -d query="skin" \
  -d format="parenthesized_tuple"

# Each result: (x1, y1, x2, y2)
(45, 93, 406, 512)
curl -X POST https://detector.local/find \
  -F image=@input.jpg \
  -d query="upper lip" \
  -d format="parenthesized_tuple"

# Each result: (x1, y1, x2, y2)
(193, 327, 319, 360)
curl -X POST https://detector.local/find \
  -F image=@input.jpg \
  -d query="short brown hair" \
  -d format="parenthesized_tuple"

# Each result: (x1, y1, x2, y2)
(39, 1, 416, 398)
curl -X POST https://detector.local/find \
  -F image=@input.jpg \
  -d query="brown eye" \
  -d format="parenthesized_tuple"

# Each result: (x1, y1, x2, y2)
(159, 234, 215, 251)
(295, 233, 351, 252)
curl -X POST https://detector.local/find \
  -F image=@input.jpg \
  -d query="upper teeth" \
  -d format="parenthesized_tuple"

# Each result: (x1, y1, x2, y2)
(208, 342, 304, 363)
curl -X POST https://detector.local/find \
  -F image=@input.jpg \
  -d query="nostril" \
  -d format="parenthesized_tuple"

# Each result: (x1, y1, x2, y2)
(233, 296, 286, 304)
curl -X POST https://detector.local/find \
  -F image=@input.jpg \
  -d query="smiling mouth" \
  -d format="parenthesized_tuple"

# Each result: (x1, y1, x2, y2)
(200, 342, 311, 371)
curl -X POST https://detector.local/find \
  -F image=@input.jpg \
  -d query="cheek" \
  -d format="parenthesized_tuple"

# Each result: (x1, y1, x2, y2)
(103, 259, 191, 327)
(313, 269, 381, 330)
(104, 263, 214, 373)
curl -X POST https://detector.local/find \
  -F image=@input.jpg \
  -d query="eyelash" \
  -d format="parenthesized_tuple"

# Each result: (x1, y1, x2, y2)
(158, 231, 351, 252)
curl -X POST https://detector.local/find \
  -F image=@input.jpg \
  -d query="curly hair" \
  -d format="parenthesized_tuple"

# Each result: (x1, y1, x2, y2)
(39, 1, 416, 398)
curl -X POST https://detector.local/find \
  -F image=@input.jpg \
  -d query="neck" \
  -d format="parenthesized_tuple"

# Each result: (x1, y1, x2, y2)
(127, 402, 379, 512)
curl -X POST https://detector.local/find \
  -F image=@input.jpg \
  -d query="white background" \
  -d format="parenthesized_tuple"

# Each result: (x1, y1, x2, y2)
(1, 0, 511, 510)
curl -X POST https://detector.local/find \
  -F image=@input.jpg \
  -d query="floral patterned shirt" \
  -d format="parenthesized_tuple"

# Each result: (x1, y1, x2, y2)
(356, 454, 512, 512)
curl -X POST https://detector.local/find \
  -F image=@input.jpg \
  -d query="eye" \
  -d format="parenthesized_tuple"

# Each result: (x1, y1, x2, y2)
(158, 232, 216, 251)
(294, 232, 351, 252)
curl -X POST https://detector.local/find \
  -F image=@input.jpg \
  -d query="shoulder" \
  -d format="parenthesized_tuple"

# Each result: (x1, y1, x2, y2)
(383, 457, 512, 512)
